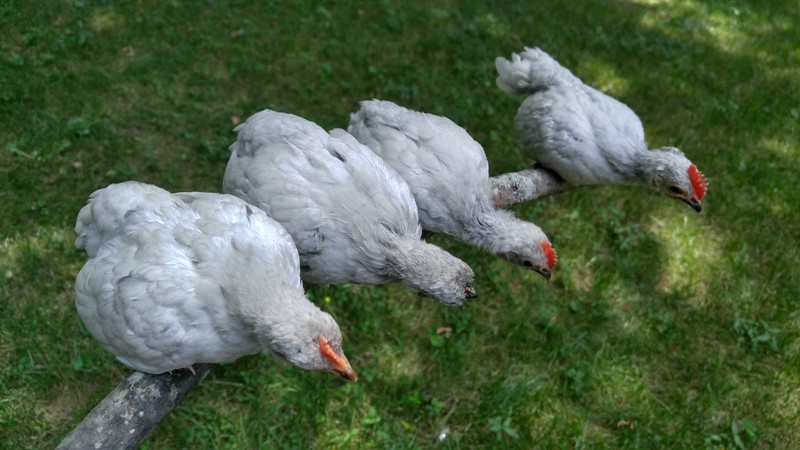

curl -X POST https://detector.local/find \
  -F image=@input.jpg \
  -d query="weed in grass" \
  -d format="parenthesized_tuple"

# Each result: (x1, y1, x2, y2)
(561, 364, 589, 404)
(488, 414, 520, 441)
(732, 315, 780, 353)
(705, 418, 758, 450)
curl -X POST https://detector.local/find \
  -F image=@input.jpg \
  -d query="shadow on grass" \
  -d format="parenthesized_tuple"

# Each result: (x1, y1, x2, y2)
(1, 0, 797, 447)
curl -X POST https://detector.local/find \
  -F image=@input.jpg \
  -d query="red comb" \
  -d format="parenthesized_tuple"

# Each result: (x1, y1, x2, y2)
(688, 165, 707, 200)
(541, 241, 558, 269)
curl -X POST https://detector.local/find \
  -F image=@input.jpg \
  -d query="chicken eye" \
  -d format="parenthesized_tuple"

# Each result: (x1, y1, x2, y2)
(523, 260, 534, 268)
(668, 186, 683, 195)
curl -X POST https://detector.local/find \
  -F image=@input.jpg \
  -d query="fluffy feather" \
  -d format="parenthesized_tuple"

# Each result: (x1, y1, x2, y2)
(496, 47, 708, 212)
(224, 109, 477, 306)
(75, 181, 355, 379)
(348, 99, 556, 278)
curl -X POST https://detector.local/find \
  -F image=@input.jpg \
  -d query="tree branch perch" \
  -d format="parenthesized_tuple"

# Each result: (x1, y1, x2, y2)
(57, 166, 570, 448)
(490, 165, 575, 208)
(57, 364, 214, 450)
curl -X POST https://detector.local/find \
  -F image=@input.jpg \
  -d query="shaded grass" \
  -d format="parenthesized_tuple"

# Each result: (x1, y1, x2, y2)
(2, 0, 799, 448)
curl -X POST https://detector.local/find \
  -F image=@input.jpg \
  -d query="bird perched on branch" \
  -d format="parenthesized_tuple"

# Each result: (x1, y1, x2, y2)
(75, 181, 356, 380)
(495, 47, 708, 212)
(348, 100, 557, 279)
(224, 109, 477, 306)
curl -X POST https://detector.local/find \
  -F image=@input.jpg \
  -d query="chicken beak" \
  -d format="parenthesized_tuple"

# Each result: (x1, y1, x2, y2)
(331, 356, 358, 382)
(465, 286, 478, 298)
(320, 337, 358, 382)
(534, 268, 552, 280)
(682, 197, 703, 213)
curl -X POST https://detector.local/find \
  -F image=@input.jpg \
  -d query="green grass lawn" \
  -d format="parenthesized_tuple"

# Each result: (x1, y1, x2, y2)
(2, 0, 798, 447)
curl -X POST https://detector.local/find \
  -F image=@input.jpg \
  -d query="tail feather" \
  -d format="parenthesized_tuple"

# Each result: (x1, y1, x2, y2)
(75, 182, 179, 257)
(495, 47, 576, 96)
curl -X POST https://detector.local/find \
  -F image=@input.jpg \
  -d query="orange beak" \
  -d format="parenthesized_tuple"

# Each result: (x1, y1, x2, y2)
(319, 337, 357, 382)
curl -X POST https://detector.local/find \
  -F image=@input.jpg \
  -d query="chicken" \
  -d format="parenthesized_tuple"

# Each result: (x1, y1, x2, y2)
(223, 109, 477, 306)
(348, 100, 557, 279)
(75, 181, 356, 380)
(495, 47, 708, 212)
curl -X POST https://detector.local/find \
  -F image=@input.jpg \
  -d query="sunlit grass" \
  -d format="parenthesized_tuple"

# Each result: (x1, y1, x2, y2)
(650, 214, 723, 294)
(1, 0, 798, 447)
(579, 58, 632, 98)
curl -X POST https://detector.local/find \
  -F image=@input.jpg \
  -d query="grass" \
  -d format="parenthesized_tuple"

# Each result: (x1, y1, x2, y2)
(1, 0, 798, 447)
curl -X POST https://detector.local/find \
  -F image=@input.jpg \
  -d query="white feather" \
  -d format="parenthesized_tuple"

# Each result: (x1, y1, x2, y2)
(224, 109, 477, 306)
(75, 182, 345, 374)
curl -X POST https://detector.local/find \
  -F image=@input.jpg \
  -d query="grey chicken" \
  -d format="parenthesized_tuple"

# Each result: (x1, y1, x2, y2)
(496, 47, 707, 212)
(223, 109, 477, 306)
(75, 181, 356, 380)
(348, 100, 557, 279)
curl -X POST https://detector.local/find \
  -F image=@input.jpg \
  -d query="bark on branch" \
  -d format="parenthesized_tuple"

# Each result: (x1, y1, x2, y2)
(57, 166, 569, 449)
(489, 165, 575, 208)
(57, 364, 214, 450)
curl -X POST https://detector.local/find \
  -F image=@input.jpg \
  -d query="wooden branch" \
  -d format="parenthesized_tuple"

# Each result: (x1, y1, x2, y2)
(57, 166, 569, 448)
(57, 364, 214, 450)
(489, 165, 575, 208)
